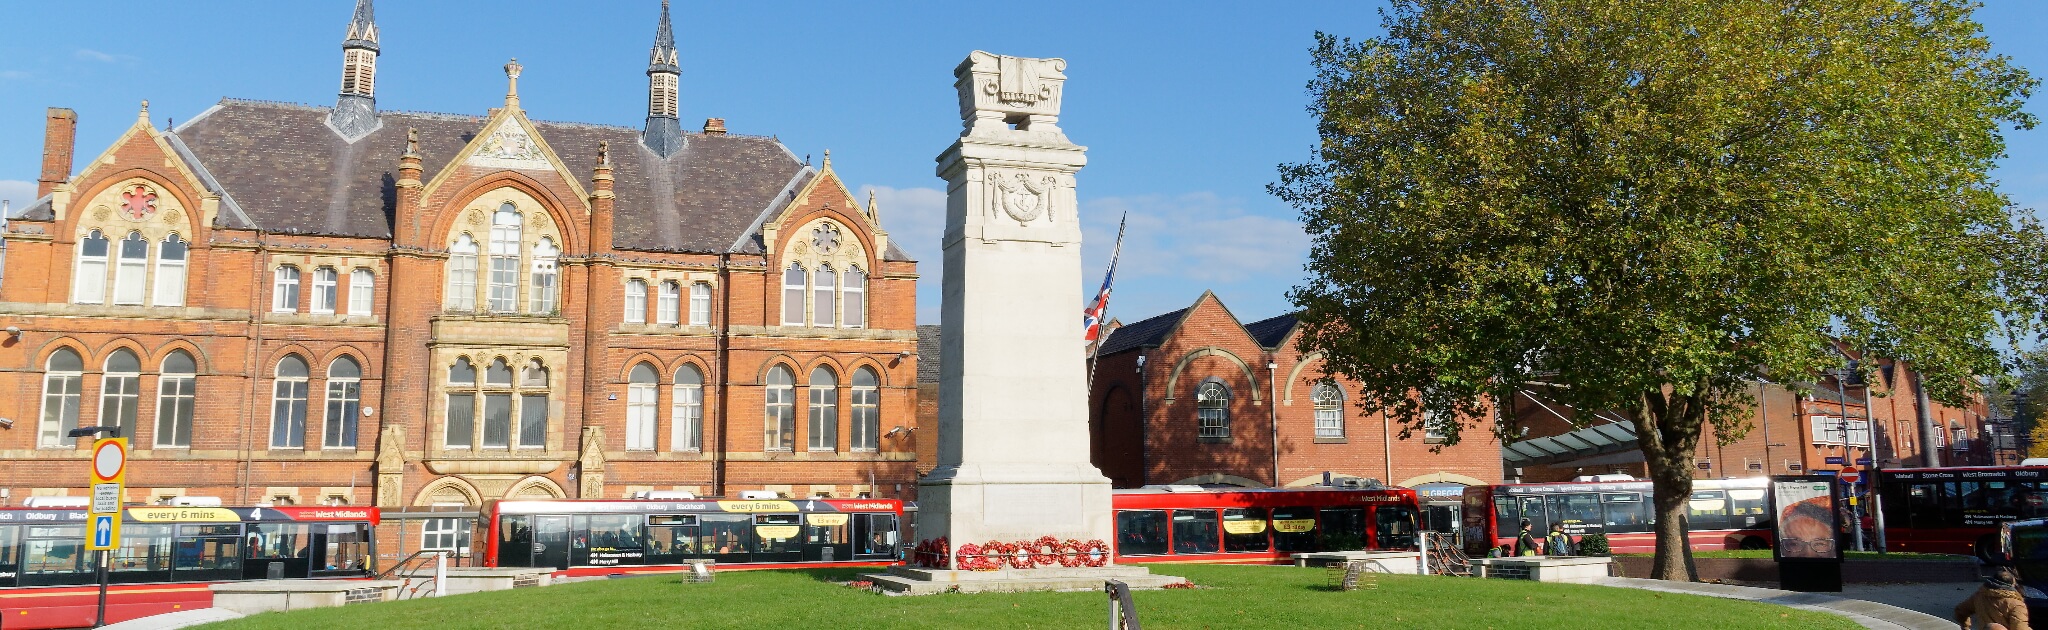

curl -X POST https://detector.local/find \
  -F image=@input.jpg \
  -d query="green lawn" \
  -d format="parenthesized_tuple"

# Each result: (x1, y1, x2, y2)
(195, 564, 1858, 630)
(1616, 550, 1966, 561)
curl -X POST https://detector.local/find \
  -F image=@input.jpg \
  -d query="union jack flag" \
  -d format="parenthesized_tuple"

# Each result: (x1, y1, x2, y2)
(1083, 213, 1127, 342)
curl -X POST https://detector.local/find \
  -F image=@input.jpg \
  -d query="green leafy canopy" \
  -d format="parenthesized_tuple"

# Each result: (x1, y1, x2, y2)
(1276, 0, 2043, 447)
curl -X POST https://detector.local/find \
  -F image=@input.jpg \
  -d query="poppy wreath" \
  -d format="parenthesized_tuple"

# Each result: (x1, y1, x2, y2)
(1025, 536, 1064, 567)
(954, 542, 1000, 571)
(1076, 539, 1111, 567)
(913, 537, 951, 569)
(1057, 538, 1089, 567)
(982, 540, 1020, 571)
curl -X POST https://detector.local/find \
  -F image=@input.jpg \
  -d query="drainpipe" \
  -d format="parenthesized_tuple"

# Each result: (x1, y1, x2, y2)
(714, 253, 731, 497)
(1137, 353, 1148, 485)
(1382, 410, 1394, 485)
(1267, 359, 1280, 487)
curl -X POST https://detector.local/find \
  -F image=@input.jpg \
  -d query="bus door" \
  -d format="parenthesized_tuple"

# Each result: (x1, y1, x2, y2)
(853, 513, 900, 560)
(533, 515, 571, 570)
(1373, 505, 1418, 549)
(803, 513, 851, 562)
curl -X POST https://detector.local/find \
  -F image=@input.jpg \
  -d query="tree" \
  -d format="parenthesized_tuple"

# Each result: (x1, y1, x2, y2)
(1275, 0, 2042, 581)
(2003, 350, 2048, 458)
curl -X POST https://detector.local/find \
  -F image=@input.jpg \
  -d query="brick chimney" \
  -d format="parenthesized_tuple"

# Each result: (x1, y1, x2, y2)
(702, 118, 726, 136)
(37, 108, 77, 199)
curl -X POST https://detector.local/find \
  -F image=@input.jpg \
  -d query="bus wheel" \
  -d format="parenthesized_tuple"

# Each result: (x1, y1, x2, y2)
(1738, 537, 1768, 551)
(1976, 535, 2000, 563)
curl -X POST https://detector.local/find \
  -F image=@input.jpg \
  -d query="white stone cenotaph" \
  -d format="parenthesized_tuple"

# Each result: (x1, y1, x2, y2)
(867, 51, 1182, 594)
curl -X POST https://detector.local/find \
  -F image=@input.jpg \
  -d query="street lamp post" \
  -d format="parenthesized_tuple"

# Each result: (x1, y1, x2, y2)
(68, 426, 121, 628)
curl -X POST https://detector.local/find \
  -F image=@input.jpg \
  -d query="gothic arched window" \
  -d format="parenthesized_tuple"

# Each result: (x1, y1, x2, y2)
(113, 232, 148, 305)
(73, 230, 110, 304)
(487, 204, 522, 312)
(843, 265, 866, 328)
(154, 234, 187, 307)
(530, 237, 559, 314)
(782, 264, 807, 326)
(1196, 380, 1230, 439)
(39, 348, 84, 447)
(1312, 383, 1344, 439)
(813, 264, 837, 328)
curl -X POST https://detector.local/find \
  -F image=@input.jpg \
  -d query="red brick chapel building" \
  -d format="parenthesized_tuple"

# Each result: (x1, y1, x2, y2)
(1085, 292, 1503, 533)
(0, 2, 919, 556)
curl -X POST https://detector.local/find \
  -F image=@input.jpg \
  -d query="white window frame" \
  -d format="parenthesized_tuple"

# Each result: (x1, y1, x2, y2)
(447, 235, 478, 311)
(153, 234, 187, 307)
(672, 366, 704, 452)
(272, 266, 301, 313)
(73, 230, 110, 304)
(1312, 383, 1344, 439)
(113, 231, 149, 306)
(657, 281, 680, 325)
(850, 367, 878, 452)
(782, 264, 807, 326)
(842, 265, 866, 328)
(38, 349, 84, 447)
(689, 282, 712, 327)
(518, 360, 549, 450)
(765, 366, 795, 452)
(99, 350, 142, 440)
(155, 352, 196, 448)
(808, 367, 838, 452)
(310, 267, 338, 314)
(271, 356, 309, 449)
(487, 205, 522, 313)
(529, 238, 558, 315)
(324, 358, 362, 449)
(348, 268, 374, 316)
(626, 364, 659, 451)
(445, 358, 477, 449)
(624, 279, 648, 324)
(420, 517, 470, 553)
(1196, 381, 1230, 439)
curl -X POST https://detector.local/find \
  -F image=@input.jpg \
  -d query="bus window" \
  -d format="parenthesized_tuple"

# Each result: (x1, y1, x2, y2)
(1907, 483, 1941, 528)
(1727, 489, 1768, 529)
(1115, 510, 1169, 555)
(1222, 508, 1270, 553)
(1962, 482, 1991, 511)
(804, 513, 851, 562)
(248, 523, 311, 559)
(1517, 496, 1548, 536)
(753, 514, 800, 555)
(499, 515, 533, 567)
(646, 515, 699, 564)
(321, 523, 371, 573)
(1598, 493, 1647, 533)
(175, 524, 243, 579)
(2024, 484, 2048, 519)
(1271, 507, 1318, 552)
(1687, 491, 1730, 530)
(1171, 510, 1220, 554)
(1546, 494, 1602, 535)
(700, 515, 752, 556)
(1375, 506, 1418, 549)
(1495, 497, 1520, 539)
(1320, 508, 1368, 551)
(0, 526, 17, 587)
(112, 524, 173, 574)
(23, 525, 87, 586)
(855, 513, 899, 558)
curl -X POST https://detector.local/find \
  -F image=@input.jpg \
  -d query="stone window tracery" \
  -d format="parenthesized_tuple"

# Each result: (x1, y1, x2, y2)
(780, 219, 871, 329)
(519, 359, 549, 449)
(39, 348, 83, 447)
(444, 356, 549, 450)
(155, 351, 197, 448)
(814, 264, 837, 328)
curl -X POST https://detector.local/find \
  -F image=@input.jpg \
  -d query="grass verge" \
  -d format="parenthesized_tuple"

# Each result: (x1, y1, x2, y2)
(193, 564, 1860, 630)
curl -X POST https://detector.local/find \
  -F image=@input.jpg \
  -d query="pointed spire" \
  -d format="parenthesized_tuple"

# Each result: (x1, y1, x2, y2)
(331, 0, 381, 140)
(504, 58, 524, 109)
(642, 0, 685, 157)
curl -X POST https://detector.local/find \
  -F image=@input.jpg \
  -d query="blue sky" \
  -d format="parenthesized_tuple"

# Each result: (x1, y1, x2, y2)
(1, 2, 2044, 327)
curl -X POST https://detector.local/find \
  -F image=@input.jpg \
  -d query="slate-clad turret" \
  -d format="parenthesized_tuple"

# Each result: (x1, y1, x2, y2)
(330, 0, 381, 140)
(643, 0, 685, 157)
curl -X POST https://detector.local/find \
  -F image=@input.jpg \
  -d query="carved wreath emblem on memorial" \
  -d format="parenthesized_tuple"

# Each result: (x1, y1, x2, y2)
(994, 173, 1055, 224)
(120, 185, 159, 222)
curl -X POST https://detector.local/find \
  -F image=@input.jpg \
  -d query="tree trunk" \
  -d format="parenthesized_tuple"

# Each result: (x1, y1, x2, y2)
(1632, 388, 1708, 582)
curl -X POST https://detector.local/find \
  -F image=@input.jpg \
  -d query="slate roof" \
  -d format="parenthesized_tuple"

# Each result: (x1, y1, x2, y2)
(1096, 307, 1188, 356)
(916, 324, 942, 384)
(156, 99, 909, 259)
(1243, 313, 1299, 350)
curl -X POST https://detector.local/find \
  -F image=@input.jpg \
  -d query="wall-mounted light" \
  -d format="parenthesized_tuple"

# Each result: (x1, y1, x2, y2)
(4, 326, 20, 338)
(0, 418, 12, 429)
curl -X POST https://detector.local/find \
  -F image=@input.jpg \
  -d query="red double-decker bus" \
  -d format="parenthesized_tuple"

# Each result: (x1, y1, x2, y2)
(1878, 465, 2048, 558)
(0, 503, 377, 630)
(475, 497, 904, 576)
(1462, 476, 1773, 556)
(1111, 486, 1421, 564)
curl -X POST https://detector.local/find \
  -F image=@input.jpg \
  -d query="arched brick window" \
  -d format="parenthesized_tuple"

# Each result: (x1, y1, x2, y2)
(271, 355, 310, 448)
(808, 366, 838, 452)
(765, 365, 796, 452)
(325, 357, 362, 449)
(100, 349, 142, 439)
(627, 363, 659, 451)
(1196, 379, 1231, 439)
(673, 365, 704, 452)
(1312, 382, 1344, 439)
(851, 367, 879, 452)
(39, 348, 84, 446)
(155, 351, 196, 448)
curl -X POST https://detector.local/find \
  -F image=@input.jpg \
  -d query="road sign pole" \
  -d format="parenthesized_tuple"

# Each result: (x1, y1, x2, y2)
(81, 435, 126, 628)
(94, 550, 108, 628)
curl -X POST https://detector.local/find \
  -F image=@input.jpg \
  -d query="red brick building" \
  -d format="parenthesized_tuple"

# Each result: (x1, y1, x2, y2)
(1084, 292, 1504, 532)
(0, 2, 919, 558)
(1506, 354, 1997, 483)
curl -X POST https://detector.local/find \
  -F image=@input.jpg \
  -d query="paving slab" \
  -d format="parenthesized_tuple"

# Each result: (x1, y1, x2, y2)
(99, 608, 245, 630)
(1594, 577, 1953, 630)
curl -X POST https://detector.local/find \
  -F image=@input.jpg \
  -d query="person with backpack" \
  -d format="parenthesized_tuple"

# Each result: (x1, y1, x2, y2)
(1545, 523, 1574, 556)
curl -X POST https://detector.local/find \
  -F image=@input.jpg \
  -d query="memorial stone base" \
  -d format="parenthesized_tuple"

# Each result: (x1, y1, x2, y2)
(865, 565, 1186, 595)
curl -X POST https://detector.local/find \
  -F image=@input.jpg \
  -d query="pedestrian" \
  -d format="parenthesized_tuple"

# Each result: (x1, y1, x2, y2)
(1955, 566, 2029, 630)
(1545, 523, 1573, 556)
(1514, 519, 1540, 557)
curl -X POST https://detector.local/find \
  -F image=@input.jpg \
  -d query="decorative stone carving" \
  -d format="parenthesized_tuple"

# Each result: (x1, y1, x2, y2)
(531, 211, 550, 228)
(93, 206, 112, 221)
(811, 222, 842, 254)
(467, 121, 551, 170)
(992, 172, 1057, 225)
(955, 51, 1067, 134)
(162, 208, 182, 224)
(468, 210, 485, 226)
(119, 185, 159, 222)
(374, 425, 406, 507)
(577, 426, 606, 498)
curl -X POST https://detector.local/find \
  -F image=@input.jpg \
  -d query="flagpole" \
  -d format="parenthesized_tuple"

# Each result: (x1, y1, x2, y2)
(1086, 213, 1128, 392)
